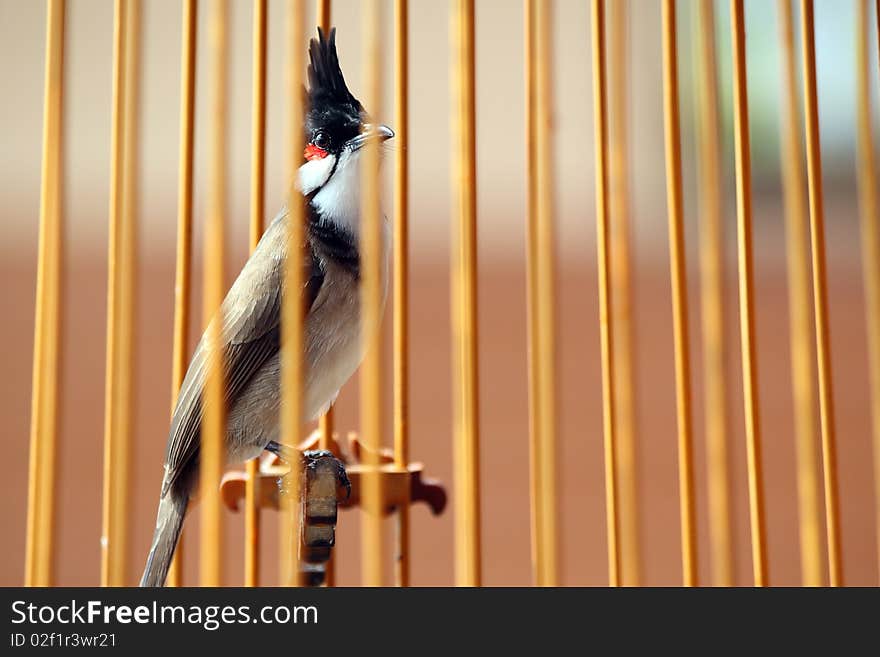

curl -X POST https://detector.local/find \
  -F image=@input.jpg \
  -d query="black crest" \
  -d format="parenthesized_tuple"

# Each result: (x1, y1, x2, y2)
(307, 27, 362, 113)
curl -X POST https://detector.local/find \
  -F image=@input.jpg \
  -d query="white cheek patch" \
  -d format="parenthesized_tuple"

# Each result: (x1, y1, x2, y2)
(310, 149, 362, 235)
(297, 154, 337, 195)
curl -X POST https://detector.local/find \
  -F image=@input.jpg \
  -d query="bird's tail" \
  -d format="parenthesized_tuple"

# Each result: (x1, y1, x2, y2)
(140, 487, 188, 587)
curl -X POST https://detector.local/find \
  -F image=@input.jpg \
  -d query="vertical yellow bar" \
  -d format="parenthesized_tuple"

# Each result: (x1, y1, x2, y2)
(167, 0, 198, 589)
(451, 0, 482, 587)
(855, 0, 880, 584)
(694, 0, 734, 588)
(111, 0, 141, 587)
(730, 0, 768, 587)
(524, 0, 540, 585)
(25, 0, 65, 588)
(101, 0, 131, 587)
(591, 0, 621, 588)
(799, 0, 843, 587)
(317, 0, 331, 32)
(360, 0, 386, 588)
(393, 0, 411, 588)
(661, 0, 698, 587)
(314, 0, 334, 587)
(524, 0, 559, 588)
(244, 0, 268, 589)
(608, 0, 641, 588)
(280, 0, 305, 588)
(201, 0, 229, 588)
(318, 412, 334, 450)
(249, 0, 268, 290)
(777, 0, 823, 587)
(316, 0, 334, 462)
(535, 0, 559, 588)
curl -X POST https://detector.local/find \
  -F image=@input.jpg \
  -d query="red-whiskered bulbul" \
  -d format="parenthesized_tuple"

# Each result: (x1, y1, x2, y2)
(140, 27, 393, 587)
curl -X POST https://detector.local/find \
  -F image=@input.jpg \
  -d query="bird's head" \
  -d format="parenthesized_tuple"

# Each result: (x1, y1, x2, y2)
(299, 27, 394, 232)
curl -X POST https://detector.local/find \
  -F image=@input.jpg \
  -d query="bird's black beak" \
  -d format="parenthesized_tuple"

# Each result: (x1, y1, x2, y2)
(345, 124, 395, 152)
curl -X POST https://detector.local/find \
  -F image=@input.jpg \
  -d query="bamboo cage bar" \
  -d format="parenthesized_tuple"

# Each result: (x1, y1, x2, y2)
(315, 0, 337, 586)
(730, 0, 768, 587)
(777, 0, 823, 587)
(317, 0, 331, 34)
(608, 0, 641, 588)
(317, 410, 334, 451)
(393, 0, 411, 588)
(799, 0, 843, 587)
(524, 0, 540, 586)
(316, 0, 334, 462)
(244, 0, 268, 589)
(451, 0, 481, 587)
(590, 0, 621, 588)
(533, 5, 559, 587)
(166, 0, 197, 589)
(661, 0, 698, 587)
(315, 0, 335, 588)
(248, 5, 267, 277)
(113, 0, 141, 587)
(280, 0, 305, 587)
(318, 412, 334, 457)
(855, 0, 880, 584)
(200, 0, 229, 587)
(101, 0, 136, 587)
(523, 0, 559, 589)
(360, 0, 386, 587)
(694, 0, 734, 587)
(25, 0, 65, 588)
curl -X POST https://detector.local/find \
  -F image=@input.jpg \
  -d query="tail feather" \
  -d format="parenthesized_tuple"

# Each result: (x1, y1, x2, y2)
(140, 489, 188, 587)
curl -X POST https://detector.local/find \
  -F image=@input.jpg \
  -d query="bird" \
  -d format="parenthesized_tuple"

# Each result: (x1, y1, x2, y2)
(140, 27, 394, 587)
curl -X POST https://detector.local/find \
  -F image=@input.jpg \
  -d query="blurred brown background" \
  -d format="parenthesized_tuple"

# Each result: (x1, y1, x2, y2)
(1, 0, 879, 586)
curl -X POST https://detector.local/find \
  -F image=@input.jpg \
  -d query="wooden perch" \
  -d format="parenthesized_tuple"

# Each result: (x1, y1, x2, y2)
(220, 430, 447, 517)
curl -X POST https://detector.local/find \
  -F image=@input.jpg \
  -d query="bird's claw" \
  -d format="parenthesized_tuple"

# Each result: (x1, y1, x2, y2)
(267, 442, 351, 502)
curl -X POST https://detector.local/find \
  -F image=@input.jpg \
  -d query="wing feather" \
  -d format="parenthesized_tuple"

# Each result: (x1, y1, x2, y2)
(161, 213, 323, 496)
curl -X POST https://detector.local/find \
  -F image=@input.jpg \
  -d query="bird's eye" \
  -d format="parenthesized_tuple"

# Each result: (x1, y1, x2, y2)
(313, 131, 331, 150)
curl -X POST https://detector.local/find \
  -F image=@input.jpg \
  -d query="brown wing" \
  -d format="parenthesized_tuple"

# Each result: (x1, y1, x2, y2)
(160, 213, 324, 497)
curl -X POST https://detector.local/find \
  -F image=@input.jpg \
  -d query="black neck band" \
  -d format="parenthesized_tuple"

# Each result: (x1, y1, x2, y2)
(307, 205, 360, 279)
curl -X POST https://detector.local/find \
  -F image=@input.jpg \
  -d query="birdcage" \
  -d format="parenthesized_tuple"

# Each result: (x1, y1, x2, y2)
(12, 0, 880, 587)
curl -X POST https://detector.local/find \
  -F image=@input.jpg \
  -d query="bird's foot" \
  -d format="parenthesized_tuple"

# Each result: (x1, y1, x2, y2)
(265, 440, 297, 462)
(265, 441, 351, 500)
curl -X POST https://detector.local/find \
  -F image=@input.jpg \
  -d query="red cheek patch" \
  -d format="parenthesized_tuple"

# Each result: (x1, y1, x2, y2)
(304, 144, 329, 161)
